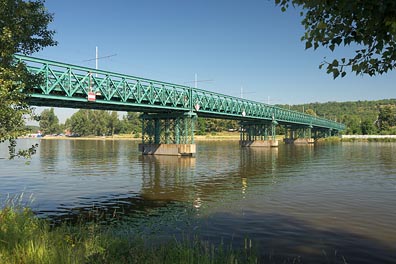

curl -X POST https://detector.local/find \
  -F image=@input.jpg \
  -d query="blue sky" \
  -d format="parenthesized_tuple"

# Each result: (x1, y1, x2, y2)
(34, 0, 396, 123)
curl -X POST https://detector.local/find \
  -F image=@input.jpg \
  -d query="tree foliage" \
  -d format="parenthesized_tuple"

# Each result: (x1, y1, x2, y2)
(361, 119, 376, 135)
(65, 110, 125, 136)
(34, 99, 396, 138)
(278, 99, 396, 135)
(63, 110, 240, 137)
(0, 0, 56, 158)
(196, 118, 238, 135)
(120, 112, 141, 135)
(39, 108, 59, 135)
(305, 108, 317, 116)
(276, 0, 396, 78)
(376, 105, 396, 132)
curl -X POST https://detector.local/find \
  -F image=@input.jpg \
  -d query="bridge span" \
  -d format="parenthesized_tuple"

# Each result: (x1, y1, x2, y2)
(15, 54, 345, 156)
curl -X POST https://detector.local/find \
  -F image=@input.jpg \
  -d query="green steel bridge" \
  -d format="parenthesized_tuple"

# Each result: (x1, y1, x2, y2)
(15, 54, 345, 155)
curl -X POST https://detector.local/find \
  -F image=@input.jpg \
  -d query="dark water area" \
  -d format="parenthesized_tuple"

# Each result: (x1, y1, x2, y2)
(1, 139, 395, 263)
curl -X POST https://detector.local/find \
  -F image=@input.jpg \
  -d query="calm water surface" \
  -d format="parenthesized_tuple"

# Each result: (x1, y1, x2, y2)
(1, 139, 395, 263)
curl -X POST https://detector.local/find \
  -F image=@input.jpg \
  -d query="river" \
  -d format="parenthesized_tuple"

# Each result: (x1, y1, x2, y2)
(0, 139, 395, 263)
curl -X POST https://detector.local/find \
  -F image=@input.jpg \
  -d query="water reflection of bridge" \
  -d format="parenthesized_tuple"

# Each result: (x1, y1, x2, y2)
(38, 140, 316, 222)
(139, 145, 316, 204)
(138, 145, 314, 204)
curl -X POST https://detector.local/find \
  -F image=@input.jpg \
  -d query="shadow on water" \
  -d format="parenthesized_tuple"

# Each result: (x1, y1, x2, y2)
(41, 194, 396, 264)
(40, 193, 186, 226)
(193, 211, 396, 264)
(33, 143, 343, 224)
(4, 140, 395, 263)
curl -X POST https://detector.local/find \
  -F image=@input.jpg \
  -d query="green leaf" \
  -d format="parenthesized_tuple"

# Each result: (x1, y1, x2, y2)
(317, 21, 327, 30)
(333, 69, 340, 79)
(283, 0, 396, 78)
(0, 0, 56, 159)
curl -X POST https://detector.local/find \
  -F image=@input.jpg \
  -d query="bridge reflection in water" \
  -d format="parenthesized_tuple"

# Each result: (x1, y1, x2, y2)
(11, 139, 393, 263)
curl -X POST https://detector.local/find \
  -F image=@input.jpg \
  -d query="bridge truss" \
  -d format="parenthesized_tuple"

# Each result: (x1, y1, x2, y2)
(15, 54, 345, 154)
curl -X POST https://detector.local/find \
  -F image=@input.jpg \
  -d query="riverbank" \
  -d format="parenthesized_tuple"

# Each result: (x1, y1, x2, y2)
(34, 132, 244, 141)
(37, 132, 287, 142)
(340, 135, 396, 142)
(23, 133, 396, 143)
(0, 206, 258, 264)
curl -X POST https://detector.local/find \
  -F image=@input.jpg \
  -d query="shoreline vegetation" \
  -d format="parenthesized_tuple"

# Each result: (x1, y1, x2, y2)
(20, 132, 396, 143)
(0, 205, 259, 264)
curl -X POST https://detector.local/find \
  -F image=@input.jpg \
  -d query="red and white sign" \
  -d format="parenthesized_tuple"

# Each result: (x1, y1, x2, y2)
(195, 104, 200, 111)
(88, 91, 96, 102)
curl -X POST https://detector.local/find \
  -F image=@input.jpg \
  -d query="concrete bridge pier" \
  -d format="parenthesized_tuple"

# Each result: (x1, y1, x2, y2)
(138, 112, 197, 156)
(284, 125, 314, 144)
(239, 120, 279, 147)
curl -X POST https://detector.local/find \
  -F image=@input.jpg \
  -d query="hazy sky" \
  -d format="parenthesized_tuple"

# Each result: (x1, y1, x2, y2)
(33, 0, 396, 123)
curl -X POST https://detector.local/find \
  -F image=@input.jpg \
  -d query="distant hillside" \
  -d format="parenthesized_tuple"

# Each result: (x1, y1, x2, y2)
(277, 99, 396, 135)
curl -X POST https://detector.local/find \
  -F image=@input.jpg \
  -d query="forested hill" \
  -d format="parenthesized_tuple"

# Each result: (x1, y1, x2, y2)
(277, 99, 396, 135)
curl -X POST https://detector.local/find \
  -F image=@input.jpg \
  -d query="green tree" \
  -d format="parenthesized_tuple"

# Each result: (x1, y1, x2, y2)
(305, 108, 317, 116)
(66, 109, 90, 136)
(196, 118, 206, 135)
(39, 108, 59, 135)
(107, 111, 121, 136)
(66, 110, 125, 136)
(91, 110, 107, 136)
(0, 0, 56, 158)
(342, 115, 362, 135)
(376, 106, 396, 132)
(277, 0, 396, 78)
(120, 112, 141, 135)
(360, 119, 376, 135)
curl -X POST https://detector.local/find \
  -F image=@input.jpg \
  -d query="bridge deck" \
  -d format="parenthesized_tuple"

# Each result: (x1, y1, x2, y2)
(15, 54, 345, 131)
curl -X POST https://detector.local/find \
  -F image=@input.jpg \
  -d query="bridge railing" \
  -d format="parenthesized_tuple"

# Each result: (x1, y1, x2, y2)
(15, 54, 194, 110)
(191, 87, 344, 130)
(15, 54, 345, 131)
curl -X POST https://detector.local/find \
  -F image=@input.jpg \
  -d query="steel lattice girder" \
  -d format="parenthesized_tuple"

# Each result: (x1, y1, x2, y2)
(141, 112, 196, 144)
(15, 54, 345, 132)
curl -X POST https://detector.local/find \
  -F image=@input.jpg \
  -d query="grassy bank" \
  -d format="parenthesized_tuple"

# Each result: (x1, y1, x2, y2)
(315, 136, 342, 143)
(315, 136, 396, 143)
(0, 206, 258, 264)
(341, 137, 396, 142)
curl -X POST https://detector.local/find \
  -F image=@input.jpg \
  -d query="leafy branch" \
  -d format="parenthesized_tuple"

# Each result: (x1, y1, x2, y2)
(276, 0, 396, 78)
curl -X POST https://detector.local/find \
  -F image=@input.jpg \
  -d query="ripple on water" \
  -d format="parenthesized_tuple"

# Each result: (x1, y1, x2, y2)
(1, 140, 395, 263)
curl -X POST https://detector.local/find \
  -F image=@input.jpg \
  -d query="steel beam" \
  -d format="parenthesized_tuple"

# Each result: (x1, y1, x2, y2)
(15, 54, 346, 133)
